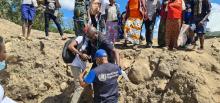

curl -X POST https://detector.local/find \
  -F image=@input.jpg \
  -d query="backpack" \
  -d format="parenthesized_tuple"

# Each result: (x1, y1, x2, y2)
(62, 36, 86, 63)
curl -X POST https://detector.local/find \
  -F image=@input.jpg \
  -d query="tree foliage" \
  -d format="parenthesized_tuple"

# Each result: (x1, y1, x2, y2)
(0, 0, 74, 34)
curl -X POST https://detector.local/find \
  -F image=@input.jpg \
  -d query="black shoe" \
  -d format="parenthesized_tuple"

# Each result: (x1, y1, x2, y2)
(146, 43, 153, 48)
(157, 45, 166, 48)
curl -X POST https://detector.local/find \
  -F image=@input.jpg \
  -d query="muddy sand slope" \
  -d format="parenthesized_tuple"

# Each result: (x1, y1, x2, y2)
(0, 19, 220, 103)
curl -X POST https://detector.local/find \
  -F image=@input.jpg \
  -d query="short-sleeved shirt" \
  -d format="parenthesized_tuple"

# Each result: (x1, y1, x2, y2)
(194, 1, 211, 23)
(100, 0, 110, 15)
(84, 63, 122, 102)
(167, 0, 183, 19)
(86, 33, 114, 67)
(22, 0, 38, 7)
(75, 36, 88, 52)
(146, 0, 160, 21)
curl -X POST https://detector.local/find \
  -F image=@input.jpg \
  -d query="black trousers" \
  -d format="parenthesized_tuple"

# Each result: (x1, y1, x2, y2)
(45, 13, 63, 36)
(143, 16, 157, 44)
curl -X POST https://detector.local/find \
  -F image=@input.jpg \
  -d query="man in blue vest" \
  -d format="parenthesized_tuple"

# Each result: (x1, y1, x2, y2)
(79, 49, 121, 103)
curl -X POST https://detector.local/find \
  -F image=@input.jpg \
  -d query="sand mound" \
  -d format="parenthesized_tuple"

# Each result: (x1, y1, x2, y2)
(0, 19, 220, 103)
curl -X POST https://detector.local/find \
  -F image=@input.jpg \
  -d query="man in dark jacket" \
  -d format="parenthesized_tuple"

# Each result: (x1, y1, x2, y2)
(81, 26, 120, 68)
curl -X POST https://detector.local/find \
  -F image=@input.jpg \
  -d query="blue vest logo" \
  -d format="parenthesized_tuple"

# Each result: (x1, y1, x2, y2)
(98, 74, 107, 81)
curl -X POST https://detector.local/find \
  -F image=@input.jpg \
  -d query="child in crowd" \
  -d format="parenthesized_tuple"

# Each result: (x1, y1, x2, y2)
(118, 11, 126, 39)
(183, 1, 196, 49)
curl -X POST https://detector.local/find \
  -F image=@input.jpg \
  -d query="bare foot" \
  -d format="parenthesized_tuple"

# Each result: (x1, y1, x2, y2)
(123, 41, 128, 47)
(196, 48, 204, 54)
(132, 45, 140, 51)
(26, 37, 32, 41)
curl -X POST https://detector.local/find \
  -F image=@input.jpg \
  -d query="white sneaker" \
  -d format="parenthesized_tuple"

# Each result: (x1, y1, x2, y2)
(45, 36, 49, 40)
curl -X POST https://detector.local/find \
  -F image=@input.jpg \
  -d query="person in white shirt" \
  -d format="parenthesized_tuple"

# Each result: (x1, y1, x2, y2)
(68, 35, 89, 103)
(21, 0, 38, 40)
(143, 0, 160, 48)
(99, 0, 110, 33)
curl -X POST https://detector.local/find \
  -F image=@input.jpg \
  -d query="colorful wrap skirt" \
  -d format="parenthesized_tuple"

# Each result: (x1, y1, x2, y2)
(124, 18, 143, 45)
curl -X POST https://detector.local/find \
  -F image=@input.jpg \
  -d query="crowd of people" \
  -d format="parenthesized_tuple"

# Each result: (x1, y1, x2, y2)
(71, 0, 211, 51)
(20, 0, 211, 51)
(0, 0, 212, 102)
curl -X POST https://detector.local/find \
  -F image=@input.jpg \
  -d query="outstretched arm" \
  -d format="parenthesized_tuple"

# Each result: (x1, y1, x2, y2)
(112, 48, 120, 66)
(79, 70, 89, 88)
(79, 69, 96, 88)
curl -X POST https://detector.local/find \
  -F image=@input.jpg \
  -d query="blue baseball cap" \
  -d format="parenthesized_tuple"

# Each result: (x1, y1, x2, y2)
(95, 49, 107, 58)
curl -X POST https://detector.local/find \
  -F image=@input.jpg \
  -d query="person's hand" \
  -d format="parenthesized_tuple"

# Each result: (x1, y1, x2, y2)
(79, 53, 90, 61)
(199, 21, 204, 26)
(183, 21, 185, 24)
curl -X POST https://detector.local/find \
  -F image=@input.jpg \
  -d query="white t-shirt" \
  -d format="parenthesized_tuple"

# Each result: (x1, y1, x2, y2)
(0, 85, 4, 103)
(75, 36, 88, 52)
(22, 0, 38, 7)
(1, 97, 17, 103)
(0, 85, 16, 103)
(100, 0, 110, 15)
(71, 36, 88, 70)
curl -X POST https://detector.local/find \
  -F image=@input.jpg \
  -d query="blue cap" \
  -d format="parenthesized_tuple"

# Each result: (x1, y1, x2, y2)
(95, 49, 107, 58)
